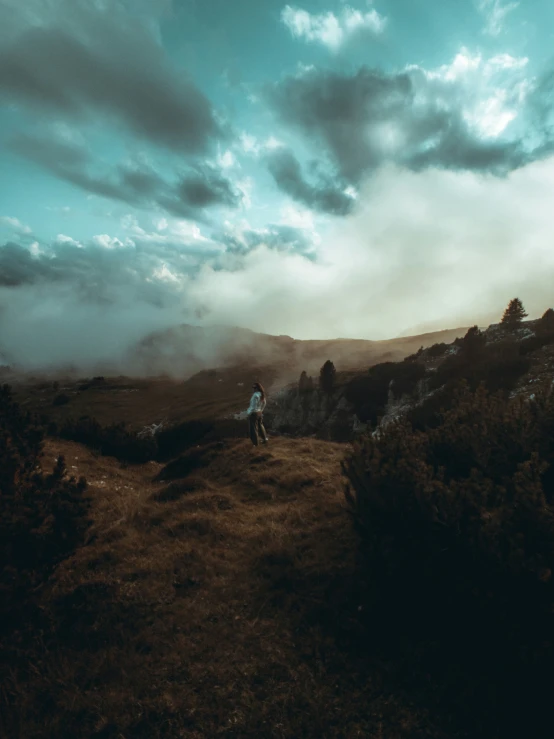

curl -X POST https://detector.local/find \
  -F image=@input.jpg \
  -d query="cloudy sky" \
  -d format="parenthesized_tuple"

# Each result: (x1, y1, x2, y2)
(1, 0, 554, 368)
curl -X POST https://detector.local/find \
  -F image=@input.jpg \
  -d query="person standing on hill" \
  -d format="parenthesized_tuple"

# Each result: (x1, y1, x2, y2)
(247, 382, 269, 446)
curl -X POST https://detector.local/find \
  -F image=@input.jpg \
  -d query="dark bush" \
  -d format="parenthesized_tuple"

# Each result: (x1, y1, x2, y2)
(345, 361, 426, 426)
(430, 340, 530, 394)
(58, 416, 158, 464)
(53, 392, 71, 406)
(406, 381, 460, 431)
(460, 325, 487, 358)
(156, 419, 214, 461)
(0, 385, 90, 638)
(342, 381, 554, 737)
(403, 346, 424, 362)
(520, 332, 554, 356)
(426, 342, 449, 357)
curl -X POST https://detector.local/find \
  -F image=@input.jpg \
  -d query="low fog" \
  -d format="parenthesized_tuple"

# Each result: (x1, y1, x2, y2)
(2, 157, 554, 375)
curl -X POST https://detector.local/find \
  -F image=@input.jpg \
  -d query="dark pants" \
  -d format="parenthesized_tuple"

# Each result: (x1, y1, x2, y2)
(249, 412, 267, 446)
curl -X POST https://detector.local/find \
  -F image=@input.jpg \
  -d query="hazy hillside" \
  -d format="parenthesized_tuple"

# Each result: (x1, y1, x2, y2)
(266, 317, 554, 440)
(125, 322, 471, 380)
(4, 311, 554, 739)
(9, 324, 471, 436)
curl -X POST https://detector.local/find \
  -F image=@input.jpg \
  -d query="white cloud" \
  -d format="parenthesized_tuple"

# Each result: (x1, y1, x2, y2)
(477, 0, 519, 36)
(280, 204, 315, 230)
(121, 213, 221, 251)
(485, 53, 528, 72)
(56, 233, 83, 248)
(239, 132, 285, 156)
(217, 148, 237, 169)
(240, 133, 259, 154)
(265, 135, 285, 150)
(408, 47, 532, 139)
(180, 158, 554, 340)
(281, 3, 386, 51)
(4, 159, 554, 371)
(464, 90, 517, 137)
(93, 234, 133, 249)
(151, 263, 182, 284)
(0, 216, 32, 234)
(236, 177, 254, 210)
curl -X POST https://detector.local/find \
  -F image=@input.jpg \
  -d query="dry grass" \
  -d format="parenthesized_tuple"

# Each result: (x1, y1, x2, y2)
(1, 434, 449, 739)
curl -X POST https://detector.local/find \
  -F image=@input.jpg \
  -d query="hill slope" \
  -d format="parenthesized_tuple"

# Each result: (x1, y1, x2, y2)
(3, 435, 447, 739)
(10, 324, 471, 434)
(125, 322, 471, 379)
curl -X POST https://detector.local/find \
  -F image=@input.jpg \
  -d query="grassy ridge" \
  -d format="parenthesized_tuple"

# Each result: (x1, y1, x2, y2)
(2, 435, 439, 739)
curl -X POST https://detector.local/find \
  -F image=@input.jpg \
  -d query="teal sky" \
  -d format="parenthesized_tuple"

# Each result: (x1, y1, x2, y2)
(1, 0, 554, 369)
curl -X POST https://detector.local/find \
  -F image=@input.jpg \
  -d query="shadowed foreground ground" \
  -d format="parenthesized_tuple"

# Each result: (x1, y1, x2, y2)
(2, 435, 449, 739)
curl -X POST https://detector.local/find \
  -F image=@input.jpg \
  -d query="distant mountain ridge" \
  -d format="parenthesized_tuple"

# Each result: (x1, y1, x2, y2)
(126, 322, 472, 381)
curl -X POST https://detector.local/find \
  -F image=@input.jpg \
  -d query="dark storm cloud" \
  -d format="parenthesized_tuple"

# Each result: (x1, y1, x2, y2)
(120, 167, 166, 197)
(265, 148, 354, 215)
(11, 132, 242, 219)
(0, 243, 49, 287)
(0, 22, 222, 153)
(266, 66, 528, 183)
(0, 240, 129, 292)
(177, 166, 243, 209)
(0, 237, 196, 311)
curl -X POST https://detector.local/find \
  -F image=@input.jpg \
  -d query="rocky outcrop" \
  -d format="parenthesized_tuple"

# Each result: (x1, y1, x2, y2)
(262, 319, 554, 441)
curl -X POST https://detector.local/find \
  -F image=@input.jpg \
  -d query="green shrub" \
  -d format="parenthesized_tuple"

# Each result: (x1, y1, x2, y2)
(345, 361, 426, 426)
(57, 416, 158, 463)
(342, 381, 554, 736)
(53, 392, 71, 406)
(426, 342, 449, 357)
(0, 385, 90, 637)
(520, 333, 554, 356)
(430, 340, 530, 394)
(460, 325, 487, 358)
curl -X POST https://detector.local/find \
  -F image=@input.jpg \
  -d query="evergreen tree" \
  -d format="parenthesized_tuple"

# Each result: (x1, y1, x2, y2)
(501, 298, 528, 328)
(306, 376, 314, 392)
(319, 360, 337, 394)
(298, 370, 309, 394)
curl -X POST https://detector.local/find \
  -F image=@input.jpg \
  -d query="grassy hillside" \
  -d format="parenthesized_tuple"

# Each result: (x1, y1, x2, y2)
(9, 323, 471, 438)
(1, 434, 444, 739)
(5, 318, 554, 738)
